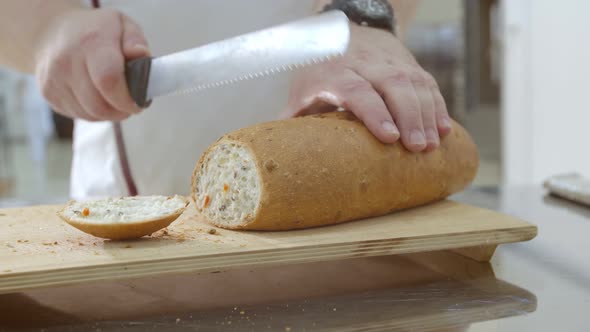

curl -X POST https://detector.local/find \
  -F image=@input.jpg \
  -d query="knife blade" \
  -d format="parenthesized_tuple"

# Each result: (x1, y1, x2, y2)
(125, 10, 350, 108)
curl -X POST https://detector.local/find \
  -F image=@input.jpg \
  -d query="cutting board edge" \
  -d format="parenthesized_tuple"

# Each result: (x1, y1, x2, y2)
(0, 224, 536, 295)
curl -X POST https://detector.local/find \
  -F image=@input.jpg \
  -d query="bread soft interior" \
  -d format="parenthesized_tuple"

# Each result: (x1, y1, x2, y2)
(61, 195, 187, 224)
(194, 142, 261, 227)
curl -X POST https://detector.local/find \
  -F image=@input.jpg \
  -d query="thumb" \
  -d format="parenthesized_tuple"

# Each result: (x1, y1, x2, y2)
(121, 14, 150, 59)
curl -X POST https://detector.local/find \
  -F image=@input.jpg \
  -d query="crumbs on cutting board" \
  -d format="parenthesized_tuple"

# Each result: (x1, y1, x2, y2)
(148, 226, 228, 244)
(4, 237, 106, 255)
(3, 221, 248, 254)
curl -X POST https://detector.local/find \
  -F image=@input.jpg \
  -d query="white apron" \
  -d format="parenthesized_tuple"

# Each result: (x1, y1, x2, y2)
(71, 0, 314, 199)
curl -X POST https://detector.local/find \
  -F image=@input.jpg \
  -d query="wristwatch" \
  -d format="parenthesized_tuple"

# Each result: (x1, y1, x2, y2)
(321, 0, 397, 35)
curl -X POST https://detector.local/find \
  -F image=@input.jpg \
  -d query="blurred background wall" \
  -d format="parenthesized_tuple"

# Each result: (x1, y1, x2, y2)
(501, 0, 590, 184)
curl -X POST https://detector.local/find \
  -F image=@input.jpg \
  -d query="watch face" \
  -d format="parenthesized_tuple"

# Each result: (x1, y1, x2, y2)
(329, 0, 395, 34)
(350, 0, 390, 18)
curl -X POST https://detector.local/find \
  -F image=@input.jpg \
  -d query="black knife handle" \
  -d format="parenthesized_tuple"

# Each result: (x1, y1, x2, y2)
(125, 56, 153, 108)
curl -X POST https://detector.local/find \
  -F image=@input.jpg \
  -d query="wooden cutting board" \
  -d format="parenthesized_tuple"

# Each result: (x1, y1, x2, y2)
(0, 255, 536, 330)
(0, 253, 535, 330)
(0, 199, 537, 294)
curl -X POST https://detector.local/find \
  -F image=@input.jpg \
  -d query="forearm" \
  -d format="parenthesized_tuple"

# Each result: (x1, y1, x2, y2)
(313, 0, 419, 38)
(0, 0, 85, 73)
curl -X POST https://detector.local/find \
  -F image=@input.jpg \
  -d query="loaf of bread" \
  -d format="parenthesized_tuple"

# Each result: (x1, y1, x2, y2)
(191, 111, 478, 231)
(58, 195, 189, 240)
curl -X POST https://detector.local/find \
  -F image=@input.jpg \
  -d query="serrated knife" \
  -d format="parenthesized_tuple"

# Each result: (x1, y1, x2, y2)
(124, 10, 350, 108)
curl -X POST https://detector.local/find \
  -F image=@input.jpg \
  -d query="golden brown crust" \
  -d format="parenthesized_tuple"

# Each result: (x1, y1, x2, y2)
(57, 197, 189, 240)
(192, 111, 479, 231)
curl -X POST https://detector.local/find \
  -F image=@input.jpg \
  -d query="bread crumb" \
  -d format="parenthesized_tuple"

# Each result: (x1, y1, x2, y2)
(6, 243, 14, 248)
(208, 228, 217, 235)
(124, 244, 132, 248)
(285, 327, 291, 332)
(176, 318, 180, 324)
(78, 242, 84, 246)
(240, 311, 245, 315)
(3, 269, 11, 273)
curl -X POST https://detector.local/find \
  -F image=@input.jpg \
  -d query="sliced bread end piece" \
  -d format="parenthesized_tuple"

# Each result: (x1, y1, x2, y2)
(192, 141, 261, 229)
(58, 195, 189, 240)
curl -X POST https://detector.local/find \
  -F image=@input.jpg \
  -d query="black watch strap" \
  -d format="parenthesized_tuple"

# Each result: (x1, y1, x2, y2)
(321, 0, 397, 35)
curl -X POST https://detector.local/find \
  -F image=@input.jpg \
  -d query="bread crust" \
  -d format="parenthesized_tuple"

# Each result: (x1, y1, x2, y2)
(57, 197, 189, 240)
(192, 111, 479, 231)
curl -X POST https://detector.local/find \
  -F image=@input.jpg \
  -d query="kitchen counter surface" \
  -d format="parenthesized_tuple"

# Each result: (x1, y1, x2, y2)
(1, 185, 589, 331)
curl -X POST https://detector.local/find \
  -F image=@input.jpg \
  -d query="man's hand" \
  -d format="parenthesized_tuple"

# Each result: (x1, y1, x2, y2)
(35, 8, 149, 121)
(284, 24, 452, 152)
